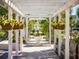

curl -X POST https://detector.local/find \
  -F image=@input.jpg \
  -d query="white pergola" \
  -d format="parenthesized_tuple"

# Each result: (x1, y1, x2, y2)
(2, 0, 79, 59)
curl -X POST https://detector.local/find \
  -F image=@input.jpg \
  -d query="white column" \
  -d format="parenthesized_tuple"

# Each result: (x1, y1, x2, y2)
(26, 17, 28, 44)
(22, 18, 25, 39)
(15, 13, 19, 56)
(20, 29, 23, 52)
(49, 17, 51, 44)
(22, 18, 25, 44)
(54, 30, 56, 50)
(54, 17, 57, 50)
(65, 8, 70, 59)
(20, 17, 23, 52)
(8, 6, 13, 59)
(58, 14, 61, 56)
(58, 30, 61, 56)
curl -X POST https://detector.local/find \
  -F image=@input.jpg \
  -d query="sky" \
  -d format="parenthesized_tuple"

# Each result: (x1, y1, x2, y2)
(71, 5, 79, 15)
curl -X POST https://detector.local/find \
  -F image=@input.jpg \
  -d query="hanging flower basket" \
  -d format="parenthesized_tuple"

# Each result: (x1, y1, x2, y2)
(0, 18, 25, 30)
(13, 21, 19, 29)
(19, 22, 23, 29)
(52, 20, 58, 29)
(52, 19, 65, 30)
(13, 23, 19, 29)
(2, 23, 13, 30)
(58, 21, 65, 30)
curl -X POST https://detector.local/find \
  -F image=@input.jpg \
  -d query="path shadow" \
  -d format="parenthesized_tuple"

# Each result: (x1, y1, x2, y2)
(13, 49, 59, 59)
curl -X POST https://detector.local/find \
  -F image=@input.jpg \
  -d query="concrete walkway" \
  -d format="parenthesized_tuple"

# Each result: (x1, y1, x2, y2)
(0, 39, 59, 59)
(0, 44, 59, 59)
(13, 45, 59, 59)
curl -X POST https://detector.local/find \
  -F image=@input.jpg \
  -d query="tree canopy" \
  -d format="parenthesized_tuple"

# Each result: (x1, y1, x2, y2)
(0, 6, 8, 16)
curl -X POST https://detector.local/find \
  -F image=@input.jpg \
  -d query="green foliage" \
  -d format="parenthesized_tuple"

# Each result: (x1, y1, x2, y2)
(23, 39, 26, 44)
(0, 6, 8, 16)
(30, 29, 35, 35)
(23, 37, 26, 44)
(75, 20, 79, 29)
(0, 17, 24, 30)
(12, 31, 15, 43)
(71, 31, 79, 44)
(12, 38, 16, 43)
(28, 20, 36, 35)
(76, 8, 79, 17)
(0, 30, 6, 37)
(40, 32, 45, 35)
(70, 16, 75, 28)
(34, 31, 40, 36)
(52, 19, 65, 30)
(74, 36, 79, 44)
(40, 20, 49, 36)
(61, 11, 65, 18)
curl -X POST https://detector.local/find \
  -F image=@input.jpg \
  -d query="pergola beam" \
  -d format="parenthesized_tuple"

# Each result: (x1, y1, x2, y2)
(53, 0, 78, 17)
(28, 16, 53, 18)
(3, 0, 25, 16)
(10, 0, 67, 17)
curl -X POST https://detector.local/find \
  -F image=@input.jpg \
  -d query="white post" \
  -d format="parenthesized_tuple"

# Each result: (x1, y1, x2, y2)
(65, 8, 70, 59)
(8, 6, 13, 59)
(58, 30, 61, 56)
(49, 17, 51, 44)
(22, 18, 25, 44)
(20, 29, 23, 52)
(22, 18, 25, 40)
(54, 30, 56, 50)
(26, 17, 28, 44)
(15, 13, 19, 56)
(58, 14, 61, 56)
(54, 17, 57, 50)
(20, 17, 23, 52)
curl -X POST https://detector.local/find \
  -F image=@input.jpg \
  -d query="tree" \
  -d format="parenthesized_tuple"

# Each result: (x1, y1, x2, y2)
(0, 6, 8, 17)
(28, 19, 36, 35)
(76, 8, 79, 18)
(40, 18, 49, 39)
(0, 5, 8, 40)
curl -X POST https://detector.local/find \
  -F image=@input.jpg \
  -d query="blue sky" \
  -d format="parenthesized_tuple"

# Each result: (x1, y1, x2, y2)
(71, 5, 79, 15)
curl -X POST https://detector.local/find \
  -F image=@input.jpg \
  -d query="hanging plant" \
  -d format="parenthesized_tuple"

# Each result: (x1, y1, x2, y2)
(19, 21, 23, 29)
(52, 19, 65, 30)
(58, 19, 65, 30)
(0, 17, 24, 30)
(52, 20, 58, 29)
(14, 23, 19, 29)
(1, 20, 13, 30)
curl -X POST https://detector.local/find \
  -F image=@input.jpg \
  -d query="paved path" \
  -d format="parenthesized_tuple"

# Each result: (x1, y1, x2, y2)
(0, 45, 59, 59)
(0, 39, 59, 59)
(14, 46, 59, 59)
